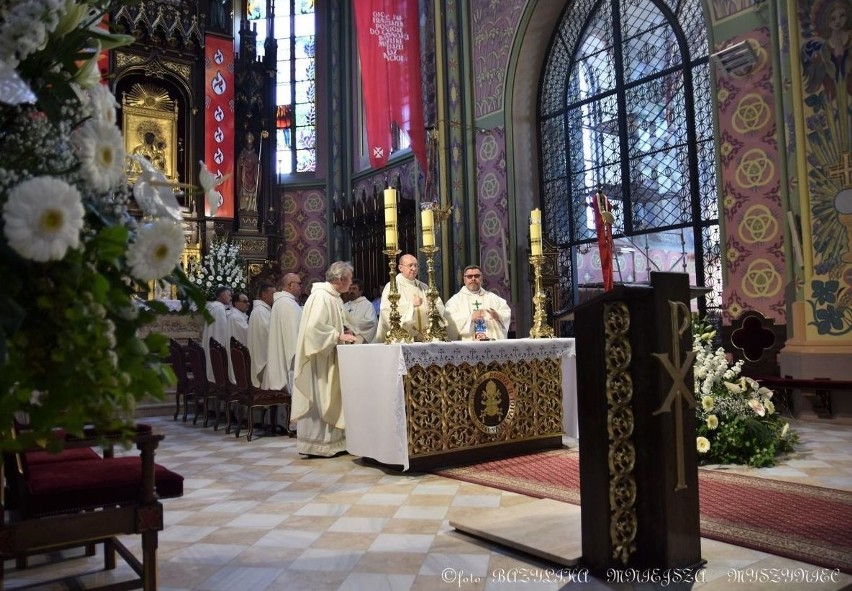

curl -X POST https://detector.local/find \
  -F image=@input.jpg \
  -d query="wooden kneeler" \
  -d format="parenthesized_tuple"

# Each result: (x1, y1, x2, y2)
(0, 427, 183, 590)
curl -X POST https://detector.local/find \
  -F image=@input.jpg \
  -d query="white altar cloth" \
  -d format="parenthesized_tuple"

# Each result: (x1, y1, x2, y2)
(338, 338, 577, 471)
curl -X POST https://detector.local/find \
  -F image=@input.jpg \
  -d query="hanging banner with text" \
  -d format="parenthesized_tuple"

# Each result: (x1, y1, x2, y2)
(354, 0, 427, 171)
(204, 35, 235, 218)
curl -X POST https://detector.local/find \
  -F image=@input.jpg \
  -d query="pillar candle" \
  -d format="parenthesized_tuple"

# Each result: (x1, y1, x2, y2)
(384, 188, 397, 224)
(530, 208, 542, 256)
(530, 208, 541, 225)
(421, 208, 434, 247)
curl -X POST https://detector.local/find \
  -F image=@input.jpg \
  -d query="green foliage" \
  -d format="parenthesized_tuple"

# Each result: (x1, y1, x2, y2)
(692, 315, 798, 467)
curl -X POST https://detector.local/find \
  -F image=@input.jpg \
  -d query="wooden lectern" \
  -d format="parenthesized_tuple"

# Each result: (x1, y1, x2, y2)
(574, 272, 703, 577)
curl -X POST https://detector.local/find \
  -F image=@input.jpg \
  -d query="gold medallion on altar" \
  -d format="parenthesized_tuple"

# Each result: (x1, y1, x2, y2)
(469, 371, 516, 435)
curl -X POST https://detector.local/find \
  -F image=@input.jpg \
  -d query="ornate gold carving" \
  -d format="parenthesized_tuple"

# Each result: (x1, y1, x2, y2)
(232, 237, 267, 255)
(604, 301, 636, 565)
(404, 359, 562, 455)
(114, 51, 145, 69)
(163, 60, 191, 81)
(651, 300, 697, 491)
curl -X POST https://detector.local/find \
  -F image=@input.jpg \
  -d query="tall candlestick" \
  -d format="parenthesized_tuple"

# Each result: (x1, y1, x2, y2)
(421, 207, 434, 247)
(385, 227, 397, 250)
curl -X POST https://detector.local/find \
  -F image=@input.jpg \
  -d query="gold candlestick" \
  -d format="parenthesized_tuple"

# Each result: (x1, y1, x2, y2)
(419, 244, 448, 342)
(383, 249, 413, 343)
(529, 255, 555, 338)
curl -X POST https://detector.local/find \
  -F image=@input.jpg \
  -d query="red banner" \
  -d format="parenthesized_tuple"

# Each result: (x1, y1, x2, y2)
(354, 0, 426, 171)
(204, 36, 235, 218)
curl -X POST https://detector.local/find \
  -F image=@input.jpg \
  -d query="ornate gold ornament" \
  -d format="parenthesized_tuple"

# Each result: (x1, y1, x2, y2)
(604, 301, 636, 565)
(468, 371, 516, 435)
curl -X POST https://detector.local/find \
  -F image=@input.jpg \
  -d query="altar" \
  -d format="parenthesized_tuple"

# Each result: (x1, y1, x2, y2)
(338, 339, 577, 471)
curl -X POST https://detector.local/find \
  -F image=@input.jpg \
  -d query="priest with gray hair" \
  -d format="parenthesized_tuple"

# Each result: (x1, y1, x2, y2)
(291, 261, 357, 457)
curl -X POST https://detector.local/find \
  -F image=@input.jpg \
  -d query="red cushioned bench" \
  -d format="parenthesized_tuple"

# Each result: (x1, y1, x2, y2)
(1, 425, 183, 590)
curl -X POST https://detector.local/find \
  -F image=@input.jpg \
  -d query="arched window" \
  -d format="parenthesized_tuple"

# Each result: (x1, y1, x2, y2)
(539, 0, 719, 320)
(250, 0, 317, 175)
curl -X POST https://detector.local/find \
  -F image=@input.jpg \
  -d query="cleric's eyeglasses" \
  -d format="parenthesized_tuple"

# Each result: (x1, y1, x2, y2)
(464, 274, 482, 279)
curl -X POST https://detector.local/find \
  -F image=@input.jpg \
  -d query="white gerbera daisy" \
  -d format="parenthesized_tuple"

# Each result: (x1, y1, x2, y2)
(126, 220, 184, 281)
(86, 83, 118, 124)
(706, 415, 718, 429)
(696, 437, 710, 454)
(2, 176, 84, 261)
(701, 396, 714, 411)
(73, 119, 125, 192)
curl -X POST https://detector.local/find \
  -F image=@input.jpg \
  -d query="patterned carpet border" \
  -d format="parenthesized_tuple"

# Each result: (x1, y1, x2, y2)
(434, 449, 852, 574)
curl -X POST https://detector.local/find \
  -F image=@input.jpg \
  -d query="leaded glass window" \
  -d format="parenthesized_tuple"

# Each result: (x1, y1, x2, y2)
(539, 0, 720, 324)
(249, 0, 316, 175)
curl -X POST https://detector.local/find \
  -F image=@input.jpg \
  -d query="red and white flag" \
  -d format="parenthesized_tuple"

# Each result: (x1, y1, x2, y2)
(354, 0, 426, 171)
(204, 36, 235, 218)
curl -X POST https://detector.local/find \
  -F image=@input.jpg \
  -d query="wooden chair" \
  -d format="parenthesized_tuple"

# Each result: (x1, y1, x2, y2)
(185, 339, 209, 426)
(0, 425, 183, 590)
(168, 339, 192, 422)
(230, 337, 292, 441)
(207, 338, 238, 432)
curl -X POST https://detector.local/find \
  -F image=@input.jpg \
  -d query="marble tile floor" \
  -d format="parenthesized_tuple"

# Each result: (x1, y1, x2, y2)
(4, 418, 851, 591)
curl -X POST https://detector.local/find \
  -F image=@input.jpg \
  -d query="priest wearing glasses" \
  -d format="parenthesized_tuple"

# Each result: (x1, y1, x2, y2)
(444, 265, 511, 341)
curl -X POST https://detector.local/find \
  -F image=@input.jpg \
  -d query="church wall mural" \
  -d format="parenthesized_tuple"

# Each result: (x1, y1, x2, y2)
(797, 0, 852, 339)
(281, 188, 328, 285)
(469, 0, 525, 313)
(716, 27, 787, 325)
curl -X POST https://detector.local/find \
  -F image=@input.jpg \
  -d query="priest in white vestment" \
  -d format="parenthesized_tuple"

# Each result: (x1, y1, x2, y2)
(247, 282, 276, 387)
(374, 253, 445, 342)
(292, 261, 357, 456)
(265, 273, 303, 393)
(344, 278, 377, 343)
(445, 265, 512, 340)
(201, 286, 232, 381)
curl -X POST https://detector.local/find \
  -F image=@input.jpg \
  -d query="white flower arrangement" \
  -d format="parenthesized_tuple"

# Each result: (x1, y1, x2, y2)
(188, 237, 247, 300)
(0, 0, 205, 452)
(692, 316, 797, 467)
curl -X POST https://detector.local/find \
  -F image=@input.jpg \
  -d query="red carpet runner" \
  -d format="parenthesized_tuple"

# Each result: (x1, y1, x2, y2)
(434, 448, 852, 573)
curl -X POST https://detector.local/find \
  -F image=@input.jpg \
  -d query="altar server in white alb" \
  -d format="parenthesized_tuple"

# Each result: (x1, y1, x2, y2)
(265, 273, 302, 392)
(292, 261, 357, 457)
(374, 253, 446, 342)
(445, 265, 511, 341)
(344, 278, 377, 343)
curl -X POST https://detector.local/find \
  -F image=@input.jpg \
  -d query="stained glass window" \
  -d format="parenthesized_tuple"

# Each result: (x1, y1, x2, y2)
(248, 0, 316, 176)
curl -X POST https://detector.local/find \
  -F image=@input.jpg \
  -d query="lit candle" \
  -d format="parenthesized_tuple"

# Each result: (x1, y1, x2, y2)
(530, 208, 541, 225)
(384, 188, 397, 224)
(384, 188, 397, 249)
(421, 207, 434, 247)
(530, 208, 542, 256)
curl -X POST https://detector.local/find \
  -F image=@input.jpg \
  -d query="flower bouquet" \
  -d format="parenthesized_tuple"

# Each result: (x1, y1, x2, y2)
(0, 0, 205, 452)
(693, 316, 798, 467)
(187, 237, 247, 300)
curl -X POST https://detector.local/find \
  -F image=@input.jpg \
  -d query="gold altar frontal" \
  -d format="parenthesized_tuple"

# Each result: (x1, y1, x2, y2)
(339, 339, 577, 471)
(404, 358, 563, 466)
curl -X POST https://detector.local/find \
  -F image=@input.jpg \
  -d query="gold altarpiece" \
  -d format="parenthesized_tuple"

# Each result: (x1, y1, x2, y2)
(121, 83, 200, 300)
